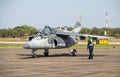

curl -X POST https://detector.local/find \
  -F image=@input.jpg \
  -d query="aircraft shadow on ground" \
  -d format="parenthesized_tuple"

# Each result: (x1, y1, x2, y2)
(17, 53, 106, 59)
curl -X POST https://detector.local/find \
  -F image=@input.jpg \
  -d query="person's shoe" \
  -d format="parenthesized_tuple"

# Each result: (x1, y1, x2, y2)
(88, 58, 93, 59)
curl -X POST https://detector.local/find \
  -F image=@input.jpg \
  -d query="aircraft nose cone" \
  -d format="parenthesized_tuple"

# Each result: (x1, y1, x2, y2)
(23, 43, 31, 49)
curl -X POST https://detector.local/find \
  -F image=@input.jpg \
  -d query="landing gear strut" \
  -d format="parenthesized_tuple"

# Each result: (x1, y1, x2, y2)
(32, 49, 37, 58)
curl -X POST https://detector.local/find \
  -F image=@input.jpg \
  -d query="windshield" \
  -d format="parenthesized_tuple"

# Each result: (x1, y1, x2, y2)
(33, 32, 44, 39)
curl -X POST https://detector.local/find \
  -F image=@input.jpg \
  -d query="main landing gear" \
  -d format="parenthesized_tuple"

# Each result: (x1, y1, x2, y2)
(68, 47, 77, 56)
(43, 49, 49, 56)
(31, 49, 49, 58)
(31, 48, 77, 58)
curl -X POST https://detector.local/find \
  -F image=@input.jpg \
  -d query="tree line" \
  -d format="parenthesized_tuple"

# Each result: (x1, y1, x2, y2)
(0, 25, 120, 38)
(80, 27, 120, 38)
(57, 26, 120, 38)
(0, 25, 38, 38)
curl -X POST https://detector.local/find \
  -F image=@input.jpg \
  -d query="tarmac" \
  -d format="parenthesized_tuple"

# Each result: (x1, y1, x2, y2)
(0, 48, 120, 77)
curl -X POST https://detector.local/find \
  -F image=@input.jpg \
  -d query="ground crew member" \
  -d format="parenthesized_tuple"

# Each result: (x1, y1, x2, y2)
(87, 36, 94, 59)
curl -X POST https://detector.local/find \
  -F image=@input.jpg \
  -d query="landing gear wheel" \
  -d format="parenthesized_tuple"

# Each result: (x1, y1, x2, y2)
(44, 49, 49, 56)
(31, 49, 37, 58)
(32, 53, 37, 58)
(44, 52, 49, 56)
(72, 49, 77, 56)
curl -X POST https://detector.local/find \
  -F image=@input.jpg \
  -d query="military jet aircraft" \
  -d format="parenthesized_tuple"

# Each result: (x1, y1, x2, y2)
(23, 16, 112, 58)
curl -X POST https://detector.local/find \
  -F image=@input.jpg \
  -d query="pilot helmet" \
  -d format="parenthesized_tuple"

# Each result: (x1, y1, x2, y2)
(88, 36, 92, 39)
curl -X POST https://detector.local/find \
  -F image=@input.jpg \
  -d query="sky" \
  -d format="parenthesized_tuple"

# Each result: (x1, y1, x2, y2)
(0, 0, 120, 29)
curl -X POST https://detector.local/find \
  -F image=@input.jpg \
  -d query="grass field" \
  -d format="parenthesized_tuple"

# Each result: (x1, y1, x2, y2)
(0, 38, 120, 42)
(0, 38, 26, 42)
(0, 38, 120, 48)
(0, 44, 24, 48)
(72, 44, 120, 49)
(0, 43, 120, 48)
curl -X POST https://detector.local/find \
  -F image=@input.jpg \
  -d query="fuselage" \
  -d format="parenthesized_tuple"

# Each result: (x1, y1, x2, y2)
(23, 26, 79, 49)
(23, 35, 77, 49)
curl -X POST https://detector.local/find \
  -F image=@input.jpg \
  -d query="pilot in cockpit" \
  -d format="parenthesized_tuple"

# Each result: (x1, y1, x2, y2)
(42, 26, 52, 36)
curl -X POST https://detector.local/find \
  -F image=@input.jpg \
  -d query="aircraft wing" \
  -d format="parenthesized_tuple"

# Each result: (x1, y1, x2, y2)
(78, 34, 114, 40)
(55, 30, 72, 37)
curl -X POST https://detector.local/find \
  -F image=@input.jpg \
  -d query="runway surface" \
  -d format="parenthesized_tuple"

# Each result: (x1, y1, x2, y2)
(0, 48, 120, 77)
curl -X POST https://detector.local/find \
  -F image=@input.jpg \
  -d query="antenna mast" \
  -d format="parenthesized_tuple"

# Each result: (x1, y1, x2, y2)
(104, 11, 109, 36)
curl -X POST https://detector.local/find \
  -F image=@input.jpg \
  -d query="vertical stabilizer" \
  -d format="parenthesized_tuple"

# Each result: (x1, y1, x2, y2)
(72, 15, 82, 33)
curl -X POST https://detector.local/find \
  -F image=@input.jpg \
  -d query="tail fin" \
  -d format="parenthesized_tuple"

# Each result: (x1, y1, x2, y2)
(72, 15, 82, 33)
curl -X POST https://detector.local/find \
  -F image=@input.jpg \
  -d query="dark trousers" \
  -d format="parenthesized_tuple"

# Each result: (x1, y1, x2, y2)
(88, 47, 93, 59)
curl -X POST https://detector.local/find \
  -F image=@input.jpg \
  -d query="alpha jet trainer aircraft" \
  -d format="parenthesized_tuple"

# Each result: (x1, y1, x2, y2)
(23, 17, 112, 58)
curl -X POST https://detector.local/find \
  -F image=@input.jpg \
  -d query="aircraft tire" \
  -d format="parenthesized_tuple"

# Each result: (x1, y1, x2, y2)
(44, 51, 49, 56)
(44, 49, 49, 56)
(72, 49, 77, 56)
(32, 53, 37, 58)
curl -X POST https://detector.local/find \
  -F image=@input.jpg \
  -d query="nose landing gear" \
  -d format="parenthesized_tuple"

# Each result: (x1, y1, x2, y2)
(32, 49, 37, 58)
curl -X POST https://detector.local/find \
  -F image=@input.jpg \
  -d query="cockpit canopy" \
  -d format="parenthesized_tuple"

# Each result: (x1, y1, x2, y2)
(42, 26, 56, 36)
(42, 26, 52, 36)
(32, 26, 57, 39)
